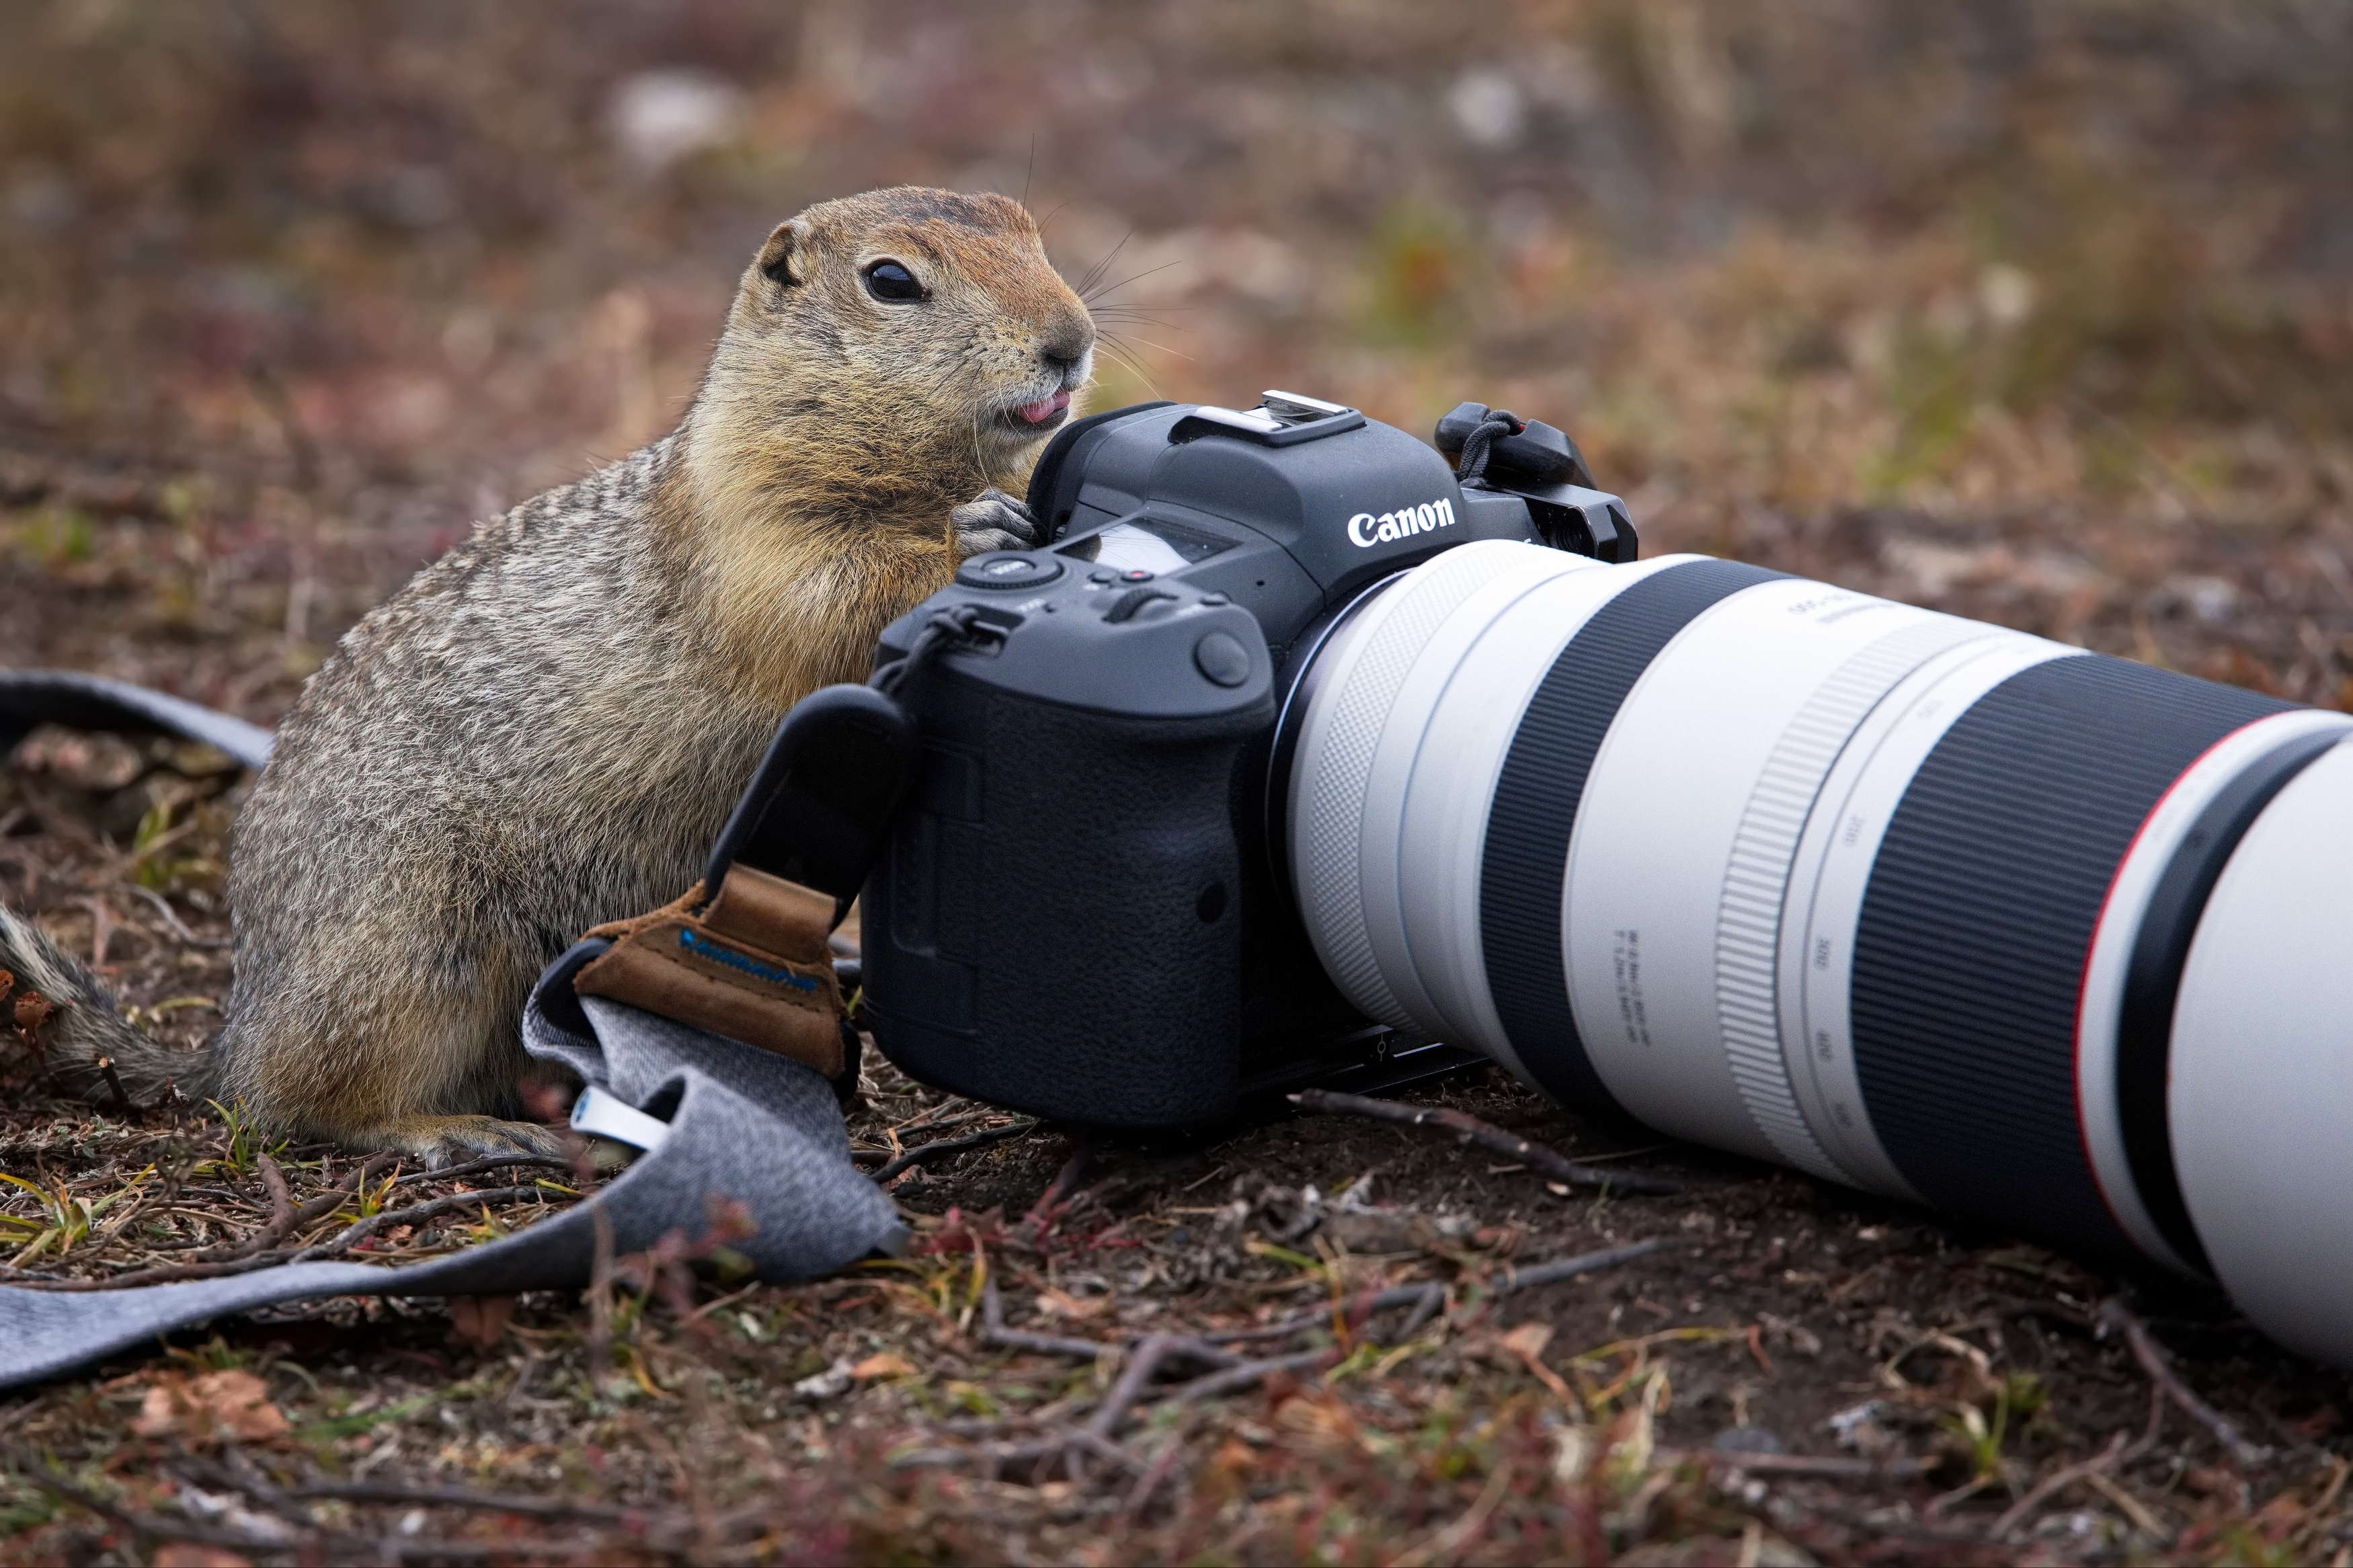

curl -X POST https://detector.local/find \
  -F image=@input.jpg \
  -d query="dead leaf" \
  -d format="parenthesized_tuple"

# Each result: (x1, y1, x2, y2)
(1035, 1286, 1111, 1321)
(850, 1352, 915, 1381)
(13, 727, 145, 791)
(1498, 1321, 1575, 1403)
(154, 1544, 254, 1568)
(448, 1293, 517, 1348)
(131, 1370, 288, 1443)
(13, 989, 56, 1038)
(1499, 1321, 1553, 1359)
(1274, 1392, 1364, 1452)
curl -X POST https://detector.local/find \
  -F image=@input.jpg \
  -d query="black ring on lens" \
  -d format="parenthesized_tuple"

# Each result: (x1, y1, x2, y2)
(1479, 559, 1785, 1115)
(2116, 726, 2344, 1276)
(1849, 655, 2295, 1265)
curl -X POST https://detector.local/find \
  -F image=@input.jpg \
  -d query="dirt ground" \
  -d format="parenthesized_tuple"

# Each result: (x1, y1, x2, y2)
(5, 3, 2353, 1563)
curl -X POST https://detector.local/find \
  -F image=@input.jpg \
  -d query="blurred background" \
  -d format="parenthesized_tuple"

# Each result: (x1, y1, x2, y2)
(3, 0, 2349, 723)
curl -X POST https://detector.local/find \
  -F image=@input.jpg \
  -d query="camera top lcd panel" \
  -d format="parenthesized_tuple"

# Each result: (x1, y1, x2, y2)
(1025, 392, 1621, 653)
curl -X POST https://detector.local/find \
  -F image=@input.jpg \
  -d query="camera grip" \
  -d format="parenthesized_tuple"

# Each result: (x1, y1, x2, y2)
(863, 675, 1271, 1127)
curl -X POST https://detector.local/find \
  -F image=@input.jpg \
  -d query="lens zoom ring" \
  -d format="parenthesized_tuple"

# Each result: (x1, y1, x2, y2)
(1304, 546, 1524, 1025)
(1850, 655, 2294, 1261)
(1480, 559, 1784, 1112)
(1713, 618, 1990, 1184)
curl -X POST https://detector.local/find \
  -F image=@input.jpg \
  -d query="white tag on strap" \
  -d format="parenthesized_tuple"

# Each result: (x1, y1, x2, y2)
(569, 1084, 673, 1153)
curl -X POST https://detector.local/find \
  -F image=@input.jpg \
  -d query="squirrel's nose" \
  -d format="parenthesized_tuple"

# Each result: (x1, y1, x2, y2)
(1039, 327, 1092, 378)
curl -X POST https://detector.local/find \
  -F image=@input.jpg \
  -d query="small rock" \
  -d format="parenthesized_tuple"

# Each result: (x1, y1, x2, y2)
(1711, 1424, 1786, 1456)
(791, 1357, 856, 1402)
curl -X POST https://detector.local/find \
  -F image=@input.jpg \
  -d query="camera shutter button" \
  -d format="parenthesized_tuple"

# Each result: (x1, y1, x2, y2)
(1193, 631, 1252, 688)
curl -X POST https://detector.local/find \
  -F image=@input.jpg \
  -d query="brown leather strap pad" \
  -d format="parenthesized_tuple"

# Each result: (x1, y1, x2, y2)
(572, 865, 845, 1075)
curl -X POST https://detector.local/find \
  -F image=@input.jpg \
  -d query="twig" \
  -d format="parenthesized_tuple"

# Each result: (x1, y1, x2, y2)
(355, 1536, 618, 1562)
(389, 1153, 572, 1188)
(1395, 1284, 1447, 1342)
(183, 1464, 642, 1526)
(1291, 1088, 1684, 1194)
(91, 817, 200, 885)
(114, 882, 232, 949)
(866, 1118, 1038, 1183)
(7, 1450, 284, 1552)
(2083, 1467, 2170, 1539)
(1992, 1432, 2131, 1540)
(93, 1055, 133, 1112)
(1123, 1411, 1195, 1520)
(295, 1184, 553, 1260)
(2097, 1297, 2270, 1466)
(980, 1277, 1123, 1360)
(1085, 1333, 1236, 1442)
(961, 1425, 1146, 1481)
(1686, 1448, 1940, 1483)
(1206, 1239, 1670, 1346)
(221, 1150, 295, 1259)
(1390, 1453, 1516, 1568)
(1016, 1137, 1097, 1244)
(1207, 1282, 1443, 1345)
(1500, 1239, 1673, 1290)
(291, 1151, 397, 1229)
(1164, 1348, 1331, 1407)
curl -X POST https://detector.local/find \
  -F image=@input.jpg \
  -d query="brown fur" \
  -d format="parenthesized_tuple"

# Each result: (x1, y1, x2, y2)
(0, 188, 1092, 1165)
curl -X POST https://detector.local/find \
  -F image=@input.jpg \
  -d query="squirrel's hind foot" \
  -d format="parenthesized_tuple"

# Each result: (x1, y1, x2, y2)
(367, 1114, 570, 1171)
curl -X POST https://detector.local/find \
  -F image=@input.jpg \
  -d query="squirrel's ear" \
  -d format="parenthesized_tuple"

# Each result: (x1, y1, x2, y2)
(757, 218, 812, 286)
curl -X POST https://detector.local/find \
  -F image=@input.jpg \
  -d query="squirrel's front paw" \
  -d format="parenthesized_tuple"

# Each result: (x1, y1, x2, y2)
(952, 488, 1041, 558)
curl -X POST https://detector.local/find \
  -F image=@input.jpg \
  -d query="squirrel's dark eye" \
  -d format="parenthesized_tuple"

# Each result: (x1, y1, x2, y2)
(863, 260, 926, 302)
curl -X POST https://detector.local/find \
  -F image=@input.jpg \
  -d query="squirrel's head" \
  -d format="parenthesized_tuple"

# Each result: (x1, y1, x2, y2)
(694, 187, 1095, 522)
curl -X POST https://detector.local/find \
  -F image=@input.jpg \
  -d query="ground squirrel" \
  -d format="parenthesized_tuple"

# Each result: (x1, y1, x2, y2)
(1, 186, 1093, 1164)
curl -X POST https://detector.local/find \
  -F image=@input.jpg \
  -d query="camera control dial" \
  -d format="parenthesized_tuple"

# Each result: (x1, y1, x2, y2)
(955, 552, 1064, 591)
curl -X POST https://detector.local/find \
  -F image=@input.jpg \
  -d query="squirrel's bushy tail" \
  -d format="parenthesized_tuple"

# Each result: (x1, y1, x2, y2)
(0, 905, 212, 1108)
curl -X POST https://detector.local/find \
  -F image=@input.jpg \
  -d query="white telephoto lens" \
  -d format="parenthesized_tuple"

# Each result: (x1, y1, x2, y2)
(1287, 540, 2353, 1367)
(2168, 738, 2353, 1366)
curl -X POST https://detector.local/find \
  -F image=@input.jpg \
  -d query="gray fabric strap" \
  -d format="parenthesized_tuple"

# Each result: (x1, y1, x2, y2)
(0, 993, 906, 1392)
(0, 668, 276, 770)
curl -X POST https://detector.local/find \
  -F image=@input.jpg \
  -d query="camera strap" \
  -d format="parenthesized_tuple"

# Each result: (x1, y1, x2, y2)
(569, 864, 849, 1079)
(0, 975, 908, 1391)
(0, 671, 915, 1392)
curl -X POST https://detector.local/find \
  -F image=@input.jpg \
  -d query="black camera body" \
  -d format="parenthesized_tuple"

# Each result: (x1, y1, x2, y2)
(860, 393, 1634, 1128)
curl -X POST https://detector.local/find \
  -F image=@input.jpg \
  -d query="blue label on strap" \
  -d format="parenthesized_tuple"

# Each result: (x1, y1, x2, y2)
(678, 927, 820, 992)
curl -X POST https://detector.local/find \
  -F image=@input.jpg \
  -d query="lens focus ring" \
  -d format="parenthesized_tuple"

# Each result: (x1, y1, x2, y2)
(1711, 616, 1992, 1184)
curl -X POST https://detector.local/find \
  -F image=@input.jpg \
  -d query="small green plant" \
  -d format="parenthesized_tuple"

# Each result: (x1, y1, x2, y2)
(1946, 1371, 2044, 1481)
(131, 798, 179, 889)
(23, 503, 97, 567)
(0, 1473, 61, 1536)
(0, 1167, 148, 1266)
(350, 1163, 398, 1220)
(206, 1098, 288, 1177)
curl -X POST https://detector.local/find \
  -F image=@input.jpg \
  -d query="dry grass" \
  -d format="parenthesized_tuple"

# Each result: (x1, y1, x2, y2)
(5, 2, 2353, 1561)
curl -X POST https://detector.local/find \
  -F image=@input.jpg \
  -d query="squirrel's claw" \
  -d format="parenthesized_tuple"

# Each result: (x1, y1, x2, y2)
(952, 487, 1041, 558)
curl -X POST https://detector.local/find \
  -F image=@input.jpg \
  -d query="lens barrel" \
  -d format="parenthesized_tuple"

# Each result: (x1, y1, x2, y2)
(1288, 540, 2353, 1365)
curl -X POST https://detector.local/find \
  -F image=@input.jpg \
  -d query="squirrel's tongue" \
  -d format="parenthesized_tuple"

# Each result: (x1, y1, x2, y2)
(1014, 389, 1071, 424)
